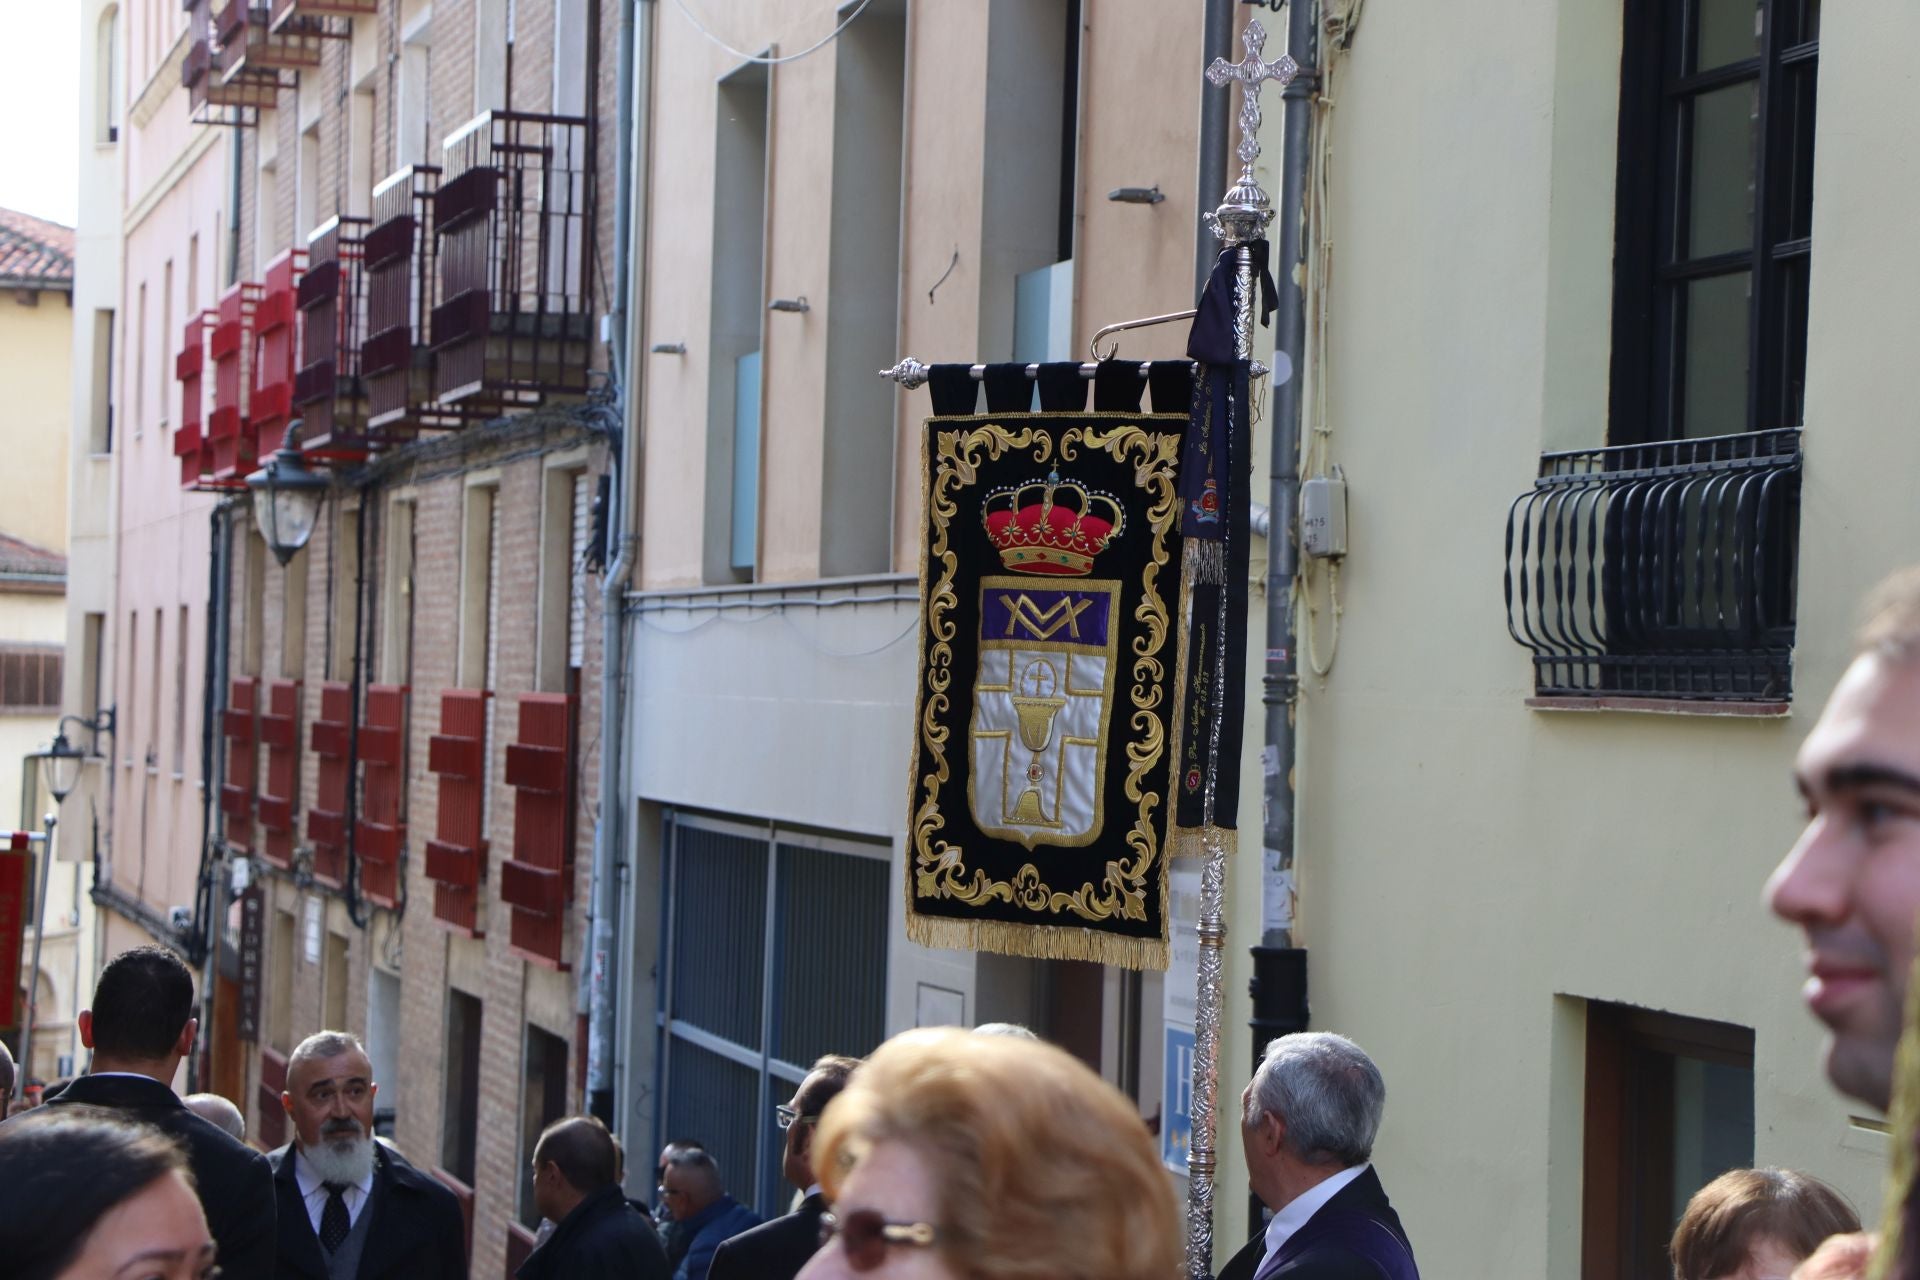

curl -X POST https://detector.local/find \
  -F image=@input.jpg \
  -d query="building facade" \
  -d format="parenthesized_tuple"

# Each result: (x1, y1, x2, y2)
(85, 0, 627, 1273)
(0, 207, 88, 1086)
(617, 0, 1228, 1229)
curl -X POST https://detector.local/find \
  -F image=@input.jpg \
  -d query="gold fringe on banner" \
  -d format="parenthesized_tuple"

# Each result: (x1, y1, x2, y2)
(906, 912, 1170, 972)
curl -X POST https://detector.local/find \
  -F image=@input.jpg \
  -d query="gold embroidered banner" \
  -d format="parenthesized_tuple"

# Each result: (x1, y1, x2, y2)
(907, 411, 1185, 970)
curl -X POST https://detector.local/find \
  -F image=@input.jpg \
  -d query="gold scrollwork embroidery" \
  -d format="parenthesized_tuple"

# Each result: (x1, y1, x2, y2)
(912, 419, 1178, 926)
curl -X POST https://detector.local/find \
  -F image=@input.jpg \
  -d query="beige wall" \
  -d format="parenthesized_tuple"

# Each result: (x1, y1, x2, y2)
(1259, 2, 1920, 1275)
(0, 293, 74, 554)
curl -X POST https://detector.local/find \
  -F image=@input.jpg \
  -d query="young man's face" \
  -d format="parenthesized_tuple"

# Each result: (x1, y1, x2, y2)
(1767, 652, 1920, 1109)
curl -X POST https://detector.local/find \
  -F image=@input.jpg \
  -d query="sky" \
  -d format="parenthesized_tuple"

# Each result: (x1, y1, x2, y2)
(0, 0, 82, 227)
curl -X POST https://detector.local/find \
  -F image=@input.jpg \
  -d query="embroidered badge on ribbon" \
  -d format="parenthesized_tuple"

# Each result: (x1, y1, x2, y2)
(908, 409, 1184, 970)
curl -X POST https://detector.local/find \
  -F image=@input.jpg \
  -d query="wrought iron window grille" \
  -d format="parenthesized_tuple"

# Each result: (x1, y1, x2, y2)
(1505, 428, 1802, 703)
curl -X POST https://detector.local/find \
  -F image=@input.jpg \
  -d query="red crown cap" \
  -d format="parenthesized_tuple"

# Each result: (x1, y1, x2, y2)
(981, 471, 1125, 576)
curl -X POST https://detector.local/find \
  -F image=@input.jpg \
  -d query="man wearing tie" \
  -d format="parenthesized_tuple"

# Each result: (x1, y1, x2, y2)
(269, 1030, 467, 1280)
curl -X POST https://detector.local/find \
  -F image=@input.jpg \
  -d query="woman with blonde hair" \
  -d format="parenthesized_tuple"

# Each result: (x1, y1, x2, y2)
(796, 1026, 1180, 1280)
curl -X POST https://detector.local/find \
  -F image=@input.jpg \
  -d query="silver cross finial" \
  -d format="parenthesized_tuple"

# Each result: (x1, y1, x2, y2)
(1205, 18, 1300, 185)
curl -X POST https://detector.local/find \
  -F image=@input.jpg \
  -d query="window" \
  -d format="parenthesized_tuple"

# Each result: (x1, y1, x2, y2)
(329, 509, 359, 682)
(96, 7, 120, 144)
(298, 122, 322, 246)
(323, 931, 348, 1032)
(536, 470, 587, 693)
(257, 156, 280, 273)
(517, 1026, 569, 1227)
(658, 815, 890, 1215)
(458, 485, 499, 690)
(173, 607, 188, 775)
(91, 310, 114, 453)
(381, 499, 415, 685)
(243, 532, 265, 678)
(269, 909, 295, 1054)
(0, 647, 62, 712)
(1581, 1003, 1754, 1279)
(83, 613, 106, 721)
(441, 989, 483, 1185)
(1611, 0, 1819, 443)
(123, 611, 136, 767)
(149, 609, 161, 769)
(187, 235, 198, 314)
(160, 260, 172, 429)
(134, 282, 146, 433)
(706, 64, 768, 584)
(282, 549, 307, 679)
(398, 3, 434, 170)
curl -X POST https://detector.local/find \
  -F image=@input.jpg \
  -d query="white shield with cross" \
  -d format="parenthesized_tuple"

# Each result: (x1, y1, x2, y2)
(968, 576, 1122, 850)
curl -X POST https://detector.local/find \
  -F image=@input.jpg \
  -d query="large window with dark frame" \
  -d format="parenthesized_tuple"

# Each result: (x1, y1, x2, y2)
(1611, 0, 1819, 444)
(1504, 0, 1815, 705)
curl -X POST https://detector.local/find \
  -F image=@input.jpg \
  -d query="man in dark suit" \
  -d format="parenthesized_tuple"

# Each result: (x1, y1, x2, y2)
(4, 945, 277, 1278)
(269, 1030, 466, 1280)
(1218, 1032, 1419, 1280)
(709, 1054, 860, 1280)
(517, 1115, 669, 1279)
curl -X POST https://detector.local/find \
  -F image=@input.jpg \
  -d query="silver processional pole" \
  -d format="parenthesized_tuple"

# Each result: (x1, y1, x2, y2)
(1186, 17, 1306, 1279)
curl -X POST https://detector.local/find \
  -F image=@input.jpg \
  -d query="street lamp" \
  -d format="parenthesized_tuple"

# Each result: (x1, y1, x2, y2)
(245, 421, 329, 567)
(38, 731, 83, 806)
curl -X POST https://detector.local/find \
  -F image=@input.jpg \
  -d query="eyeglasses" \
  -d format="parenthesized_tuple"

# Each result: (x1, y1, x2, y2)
(775, 1104, 819, 1131)
(818, 1209, 939, 1271)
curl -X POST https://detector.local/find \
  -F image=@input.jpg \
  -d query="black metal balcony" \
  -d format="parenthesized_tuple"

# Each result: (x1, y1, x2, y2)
(430, 110, 594, 413)
(294, 216, 369, 460)
(1504, 429, 1802, 703)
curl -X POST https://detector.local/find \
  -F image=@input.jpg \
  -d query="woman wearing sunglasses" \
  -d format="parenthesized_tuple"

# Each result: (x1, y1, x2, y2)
(797, 1027, 1179, 1279)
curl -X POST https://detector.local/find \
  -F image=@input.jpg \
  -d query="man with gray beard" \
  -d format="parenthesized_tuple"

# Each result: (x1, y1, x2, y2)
(269, 1030, 466, 1280)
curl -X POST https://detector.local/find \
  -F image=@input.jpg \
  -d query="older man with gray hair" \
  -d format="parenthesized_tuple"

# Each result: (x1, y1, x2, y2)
(1218, 1032, 1419, 1280)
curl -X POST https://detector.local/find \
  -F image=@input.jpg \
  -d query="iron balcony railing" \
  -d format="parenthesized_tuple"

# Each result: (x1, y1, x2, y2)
(294, 216, 369, 459)
(1504, 429, 1802, 703)
(363, 165, 457, 437)
(430, 110, 594, 411)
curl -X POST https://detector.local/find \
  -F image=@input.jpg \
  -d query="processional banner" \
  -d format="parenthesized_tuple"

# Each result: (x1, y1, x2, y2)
(907, 364, 1191, 970)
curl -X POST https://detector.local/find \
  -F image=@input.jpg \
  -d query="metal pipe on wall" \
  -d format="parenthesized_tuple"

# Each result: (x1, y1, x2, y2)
(1195, 0, 1235, 303)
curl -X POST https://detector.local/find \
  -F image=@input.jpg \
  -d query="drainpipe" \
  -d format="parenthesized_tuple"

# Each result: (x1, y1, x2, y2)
(1195, 0, 1234, 302)
(585, 0, 652, 1128)
(1248, 0, 1318, 1239)
(196, 501, 233, 1091)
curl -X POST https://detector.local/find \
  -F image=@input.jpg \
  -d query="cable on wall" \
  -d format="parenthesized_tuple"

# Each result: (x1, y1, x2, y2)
(669, 0, 872, 66)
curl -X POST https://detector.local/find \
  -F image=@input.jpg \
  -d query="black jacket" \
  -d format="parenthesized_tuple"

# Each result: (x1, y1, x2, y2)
(707, 1192, 827, 1280)
(24, 1073, 278, 1280)
(268, 1139, 467, 1280)
(517, 1185, 671, 1280)
(1217, 1167, 1417, 1280)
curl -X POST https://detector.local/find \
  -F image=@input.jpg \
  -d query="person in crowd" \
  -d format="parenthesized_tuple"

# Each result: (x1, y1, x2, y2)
(269, 1029, 466, 1280)
(185, 1091, 247, 1143)
(796, 1026, 1178, 1280)
(1218, 1031, 1417, 1280)
(517, 1115, 669, 1280)
(662, 1146, 761, 1280)
(1764, 568, 1920, 1276)
(655, 1139, 706, 1266)
(969, 1022, 1038, 1039)
(1669, 1168, 1858, 1280)
(0, 1110, 218, 1280)
(1770, 567, 1920, 1113)
(711, 1055, 860, 1280)
(1, 945, 276, 1277)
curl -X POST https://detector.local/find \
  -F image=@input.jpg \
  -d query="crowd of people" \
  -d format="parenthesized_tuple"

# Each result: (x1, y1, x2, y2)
(14, 567, 1920, 1278)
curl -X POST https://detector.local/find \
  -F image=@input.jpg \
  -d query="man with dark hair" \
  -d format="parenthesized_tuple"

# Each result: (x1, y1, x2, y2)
(2, 944, 278, 1278)
(1770, 566, 1920, 1112)
(517, 1116, 669, 1280)
(270, 1029, 466, 1280)
(661, 1147, 759, 1280)
(709, 1054, 860, 1280)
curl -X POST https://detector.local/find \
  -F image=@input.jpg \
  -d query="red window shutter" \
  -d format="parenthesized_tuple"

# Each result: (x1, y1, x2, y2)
(305, 682, 353, 883)
(258, 679, 302, 869)
(502, 693, 575, 967)
(221, 678, 258, 852)
(425, 689, 491, 936)
(355, 685, 408, 908)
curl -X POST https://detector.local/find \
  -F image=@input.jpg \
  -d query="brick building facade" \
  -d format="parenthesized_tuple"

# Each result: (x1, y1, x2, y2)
(89, 0, 628, 1274)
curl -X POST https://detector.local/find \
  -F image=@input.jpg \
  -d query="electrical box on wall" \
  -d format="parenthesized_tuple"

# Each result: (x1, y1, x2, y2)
(1300, 467, 1348, 559)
